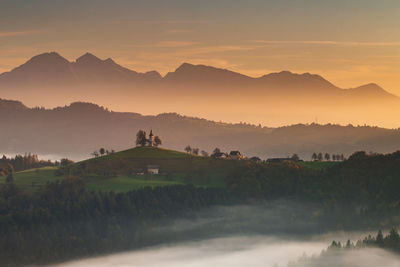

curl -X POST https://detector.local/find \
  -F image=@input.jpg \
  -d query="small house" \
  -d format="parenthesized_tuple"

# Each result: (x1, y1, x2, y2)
(147, 165, 160, 175)
(267, 158, 292, 163)
(229, 151, 243, 160)
(249, 156, 261, 163)
(212, 152, 228, 159)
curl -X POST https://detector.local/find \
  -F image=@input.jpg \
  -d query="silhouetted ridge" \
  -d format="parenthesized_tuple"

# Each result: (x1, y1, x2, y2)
(261, 71, 336, 89)
(55, 102, 108, 113)
(164, 62, 251, 83)
(349, 83, 395, 97)
(0, 99, 27, 110)
(0, 52, 397, 100)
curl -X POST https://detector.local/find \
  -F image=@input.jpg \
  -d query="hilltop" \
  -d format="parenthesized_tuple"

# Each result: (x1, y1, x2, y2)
(5, 147, 244, 193)
(63, 146, 242, 191)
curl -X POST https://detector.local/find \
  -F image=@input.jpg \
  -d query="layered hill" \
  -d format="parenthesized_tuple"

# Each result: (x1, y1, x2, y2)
(1, 98, 399, 160)
(0, 52, 399, 127)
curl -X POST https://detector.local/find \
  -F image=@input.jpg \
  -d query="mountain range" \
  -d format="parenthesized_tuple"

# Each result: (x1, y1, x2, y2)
(1, 98, 399, 160)
(0, 52, 399, 127)
(0, 52, 395, 98)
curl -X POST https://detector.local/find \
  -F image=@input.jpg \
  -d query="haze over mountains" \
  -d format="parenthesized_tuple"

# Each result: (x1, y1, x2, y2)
(0, 52, 399, 128)
(1, 98, 399, 160)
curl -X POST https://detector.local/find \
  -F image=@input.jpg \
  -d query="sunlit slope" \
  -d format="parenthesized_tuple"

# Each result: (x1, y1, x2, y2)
(1, 147, 242, 192)
(63, 146, 243, 191)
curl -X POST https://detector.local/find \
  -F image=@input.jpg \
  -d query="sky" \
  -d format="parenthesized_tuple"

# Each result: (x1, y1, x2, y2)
(1, 0, 400, 93)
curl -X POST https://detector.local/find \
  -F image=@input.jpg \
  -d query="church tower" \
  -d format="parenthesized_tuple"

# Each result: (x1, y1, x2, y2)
(148, 129, 154, 147)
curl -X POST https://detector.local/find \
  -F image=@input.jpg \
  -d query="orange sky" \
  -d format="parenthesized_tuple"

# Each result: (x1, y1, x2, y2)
(1, 0, 400, 94)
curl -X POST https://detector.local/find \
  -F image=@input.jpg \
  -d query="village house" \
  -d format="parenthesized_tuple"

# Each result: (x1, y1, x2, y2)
(229, 151, 244, 160)
(212, 152, 228, 159)
(249, 156, 261, 163)
(147, 164, 160, 175)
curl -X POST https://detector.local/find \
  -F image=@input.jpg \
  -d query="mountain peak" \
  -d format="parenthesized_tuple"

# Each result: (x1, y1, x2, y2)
(26, 52, 70, 66)
(75, 53, 103, 64)
(349, 83, 394, 98)
(165, 62, 251, 83)
(260, 70, 336, 90)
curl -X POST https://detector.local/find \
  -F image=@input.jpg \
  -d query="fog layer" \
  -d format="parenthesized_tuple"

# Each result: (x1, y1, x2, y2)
(52, 236, 400, 267)
(50, 202, 400, 267)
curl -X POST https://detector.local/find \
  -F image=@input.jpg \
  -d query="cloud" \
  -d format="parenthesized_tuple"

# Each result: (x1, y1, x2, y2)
(253, 40, 400, 47)
(152, 41, 199, 48)
(110, 19, 209, 25)
(179, 45, 259, 55)
(164, 29, 194, 35)
(0, 30, 40, 38)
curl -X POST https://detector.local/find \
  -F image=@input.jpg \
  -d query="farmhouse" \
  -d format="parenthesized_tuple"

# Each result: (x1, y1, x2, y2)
(212, 152, 228, 159)
(267, 158, 293, 163)
(249, 156, 261, 163)
(229, 151, 244, 160)
(147, 164, 160, 175)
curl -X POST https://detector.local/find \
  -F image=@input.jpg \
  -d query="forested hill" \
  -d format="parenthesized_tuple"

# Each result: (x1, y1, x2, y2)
(1, 98, 400, 160)
(1, 149, 400, 266)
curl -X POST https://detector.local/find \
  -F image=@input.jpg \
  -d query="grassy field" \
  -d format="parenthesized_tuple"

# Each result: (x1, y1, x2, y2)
(298, 161, 339, 170)
(85, 175, 184, 192)
(71, 146, 239, 189)
(0, 166, 64, 192)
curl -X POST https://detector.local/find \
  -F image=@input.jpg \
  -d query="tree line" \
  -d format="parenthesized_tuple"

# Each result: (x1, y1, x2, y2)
(0, 154, 74, 174)
(311, 152, 345, 161)
(90, 148, 115, 158)
(288, 229, 400, 266)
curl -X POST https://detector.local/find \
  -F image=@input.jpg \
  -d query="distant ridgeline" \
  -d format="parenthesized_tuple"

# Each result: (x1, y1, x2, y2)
(1, 148, 400, 266)
(1, 98, 400, 160)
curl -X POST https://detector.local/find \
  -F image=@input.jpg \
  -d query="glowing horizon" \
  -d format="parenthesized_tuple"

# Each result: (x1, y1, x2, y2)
(1, 0, 400, 95)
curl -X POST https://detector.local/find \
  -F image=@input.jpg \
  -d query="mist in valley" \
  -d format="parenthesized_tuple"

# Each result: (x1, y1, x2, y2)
(50, 202, 400, 267)
(52, 232, 400, 267)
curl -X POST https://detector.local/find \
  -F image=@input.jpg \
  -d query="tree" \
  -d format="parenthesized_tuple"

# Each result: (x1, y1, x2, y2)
(376, 230, 384, 246)
(153, 136, 162, 147)
(317, 153, 323, 161)
(291, 153, 300, 161)
(324, 153, 330, 161)
(332, 154, 337, 161)
(60, 158, 74, 166)
(201, 150, 209, 157)
(136, 130, 147, 146)
(5, 173, 14, 183)
(99, 148, 105, 156)
(312, 153, 317, 161)
(184, 145, 192, 153)
(192, 148, 199, 155)
(212, 148, 221, 156)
